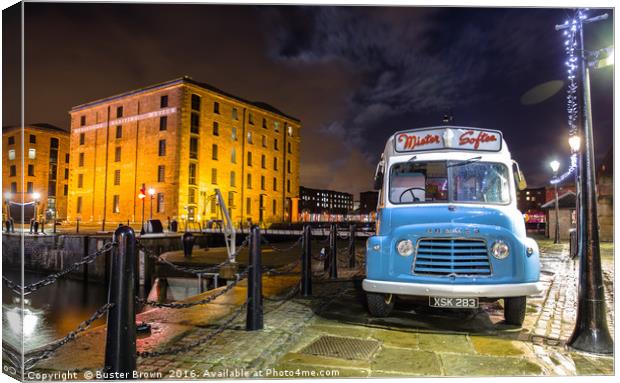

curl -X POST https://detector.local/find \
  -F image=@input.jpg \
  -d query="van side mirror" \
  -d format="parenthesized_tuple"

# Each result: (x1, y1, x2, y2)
(374, 171, 384, 190)
(513, 160, 527, 190)
(374, 158, 384, 190)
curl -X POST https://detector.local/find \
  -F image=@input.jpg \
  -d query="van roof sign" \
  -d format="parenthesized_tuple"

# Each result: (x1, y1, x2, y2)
(394, 126, 503, 153)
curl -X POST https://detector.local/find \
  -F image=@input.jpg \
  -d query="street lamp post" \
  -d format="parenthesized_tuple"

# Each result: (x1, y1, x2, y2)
(569, 135, 582, 259)
(148, 187, 155, 221)
(138, 184, 146, 235)
(33, 192, 41, 234)
(557, 11, 613, 354)
(549, 161, 561, 244)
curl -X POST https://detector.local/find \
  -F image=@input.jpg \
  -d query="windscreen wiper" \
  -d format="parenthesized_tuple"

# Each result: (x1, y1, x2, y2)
(446, 156, 482, 168)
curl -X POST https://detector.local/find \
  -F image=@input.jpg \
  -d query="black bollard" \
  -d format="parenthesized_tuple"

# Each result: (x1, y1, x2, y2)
(329, 224, 338, 279)
(10, 218, 14, 233)
(348, 224, 356, 268)
(5, 220, 10, 233)
(170, 219, 178, 233)
(323, 228, 330, 272)
(246, 225, 263, 331)
(104, 226, 137, 376)
(301, 225, 312, 297)
(182, 232, 195, 258)
(33, 221, 39, 234)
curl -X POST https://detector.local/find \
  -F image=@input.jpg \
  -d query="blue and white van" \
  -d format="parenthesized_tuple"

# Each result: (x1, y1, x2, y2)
(363, 126, 542, 325)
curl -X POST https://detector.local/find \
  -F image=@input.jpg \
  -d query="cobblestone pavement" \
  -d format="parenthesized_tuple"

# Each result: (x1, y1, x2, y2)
(28, 239, 613, 379)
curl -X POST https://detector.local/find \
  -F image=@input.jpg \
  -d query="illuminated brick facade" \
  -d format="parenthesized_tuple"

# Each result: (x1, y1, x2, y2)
(2, 124, 70, 221)
(67, 77, 301, 227)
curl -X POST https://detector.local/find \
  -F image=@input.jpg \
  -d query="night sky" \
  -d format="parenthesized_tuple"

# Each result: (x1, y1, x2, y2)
(2, 4, 614, 195)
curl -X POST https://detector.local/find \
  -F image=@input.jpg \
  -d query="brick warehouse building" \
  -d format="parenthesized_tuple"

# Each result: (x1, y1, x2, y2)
(2, 124, 70, 222)
(67, 77, 301, 228)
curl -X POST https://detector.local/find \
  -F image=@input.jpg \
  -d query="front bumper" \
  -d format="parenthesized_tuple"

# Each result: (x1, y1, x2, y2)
(363, 279, 543, 298)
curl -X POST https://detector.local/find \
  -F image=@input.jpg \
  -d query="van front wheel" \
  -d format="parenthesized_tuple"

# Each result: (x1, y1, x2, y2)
(366, 293, 394, 317)
(504, 296, 526, 326)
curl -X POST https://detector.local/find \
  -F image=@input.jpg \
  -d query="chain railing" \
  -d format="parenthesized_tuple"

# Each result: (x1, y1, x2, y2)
(260, 234, 304, 253)
(23, 303, 115, 370)
(2, 242, 116, 296)
(136, 274, 245, 309)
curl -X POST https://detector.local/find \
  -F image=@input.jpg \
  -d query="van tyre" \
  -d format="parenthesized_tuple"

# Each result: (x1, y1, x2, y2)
(504, 296, 526, 326)
(366, 293, 394, 317)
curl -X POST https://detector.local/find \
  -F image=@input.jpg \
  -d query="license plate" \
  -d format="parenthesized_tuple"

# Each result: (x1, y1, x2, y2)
(429, 296, 478, 308)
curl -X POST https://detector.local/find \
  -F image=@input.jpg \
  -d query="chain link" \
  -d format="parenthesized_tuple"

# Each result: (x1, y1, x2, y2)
(136, 274, 246, 309)
(2, 242, 117, 296)
(136, 237, 249, 275)
(137, 302, 247, 358)
(263, 282, 300, 302)
(260, 235, 304, 253)
(23, 303, 114, 370)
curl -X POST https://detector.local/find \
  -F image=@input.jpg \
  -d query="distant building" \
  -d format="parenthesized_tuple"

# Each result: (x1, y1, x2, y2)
(541, 191, 576, 241)
(299, 186, 353, 221)
(517, 187, 546, 212)
(67, 77, 301, 227)
(359, 191, 379, 214)
(2, 124, 70, 222)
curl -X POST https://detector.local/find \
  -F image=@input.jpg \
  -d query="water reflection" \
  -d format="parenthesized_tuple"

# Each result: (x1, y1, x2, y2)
(2, 269, 107, 352)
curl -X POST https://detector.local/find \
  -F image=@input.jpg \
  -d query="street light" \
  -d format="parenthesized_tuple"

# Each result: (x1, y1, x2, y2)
(568, 135, 581, 152)
(148, 187, 156, 221)
(549, 161, 561, 244)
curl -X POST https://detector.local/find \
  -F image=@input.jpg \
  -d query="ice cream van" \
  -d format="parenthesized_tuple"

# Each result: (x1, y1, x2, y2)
(363, 126, 542, 325)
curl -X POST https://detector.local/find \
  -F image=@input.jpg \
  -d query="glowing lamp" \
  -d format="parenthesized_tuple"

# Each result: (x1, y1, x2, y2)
(568, 135, 581, 152)
(549, 160, 561, 173)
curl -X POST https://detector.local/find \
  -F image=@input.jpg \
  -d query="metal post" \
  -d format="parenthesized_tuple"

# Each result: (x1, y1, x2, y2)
(76, 218, 80, 234)
(104, 225, 137, 375)
(41, 218, 45, 234)
(301, 225, 312, 297)
(567, 15, 613, 353)
(553, 181, 560, 244)
(348, 224, 356, 268)
(246, 225, 263, 331)
(182, 232, 195, 258)
(329, 223, 338, 279)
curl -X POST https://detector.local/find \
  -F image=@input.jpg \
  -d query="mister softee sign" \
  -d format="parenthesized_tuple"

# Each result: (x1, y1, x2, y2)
(395, 127, 502, 152)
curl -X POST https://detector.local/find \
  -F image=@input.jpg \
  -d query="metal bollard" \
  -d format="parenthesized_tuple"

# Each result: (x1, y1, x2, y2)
(348, 224, 356, 268)
(246, 225, 263, 331)
(76, 218, 80, 233)
(5, 220, 10, 233)
(301, 225, 312, 297)
(182, 232, 195, 258)
(104, 226, 137, 375)
(33, 221, 39, 234)
(10, 218, 14, 233)
(329, 224, 338, 279)
(41, 219, 45, 234)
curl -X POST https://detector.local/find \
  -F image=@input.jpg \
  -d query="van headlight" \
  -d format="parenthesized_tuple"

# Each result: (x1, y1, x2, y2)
(490, 240, 510, 259)
(396, 239, 414, 256)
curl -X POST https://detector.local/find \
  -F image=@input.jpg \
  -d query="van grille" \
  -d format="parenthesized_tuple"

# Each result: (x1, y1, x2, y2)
(413, 238, 491, 276)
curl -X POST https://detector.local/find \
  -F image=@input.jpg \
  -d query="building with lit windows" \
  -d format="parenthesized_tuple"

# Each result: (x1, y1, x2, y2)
(67, 77, 301, 227)
(299, 186, 353, 221)
(2, 124, 70, 222)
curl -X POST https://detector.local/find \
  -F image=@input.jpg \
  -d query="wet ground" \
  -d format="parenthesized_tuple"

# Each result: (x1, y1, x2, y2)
(16, 237, 615, 379)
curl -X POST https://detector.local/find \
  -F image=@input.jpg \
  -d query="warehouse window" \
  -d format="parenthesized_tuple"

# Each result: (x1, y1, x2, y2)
(77, 197, 82, 213)
(28, 149, 36, 159)
(80, 116, 86, 126)
(262, 118, 267, 129)
(273, 177, 277, 191)
(80, 133, 85, 145)
(188, 163, 197, 185)
(30, 134, 36, 144)
(190, 138, 198, 159)
(160, 116, 167, 131)
(213, 121, 219, 136)
(274, 121, 280, 132)
(191, 94, 201, 111)
(188, 188, 196, 204)
(287, 160, 291, 173)
(212, 144, 218, 160)
(116, 125, 122, 139)
(261, 154, 266, 169)
(9, 165, 16, 177)
(64, 168, 69, 180)
(116, 106, 123, 118)
(158, 140, 166, 156)
(65, 153, 70, 163)
(190, 113, 200, 134)
(231, 127, 237, 141)
(247, 131, 253, 144)
(287, 179, 291, 193)
(8, 150, 15, 160)
(274, 138, 279, 151)
(114, 170, 121, 185)
(262, 135, 267, 147)
(213, 101, 220, 114)
(230, 171, 236, 187)
(113, 195, 120, 213)
(115, 147, 121, 162)
(232, 107, 238, 120)
(160, 95, 168, 108)
(261, 176, 265, 190)
(288, 142, 292, 153)
(228, 192, 235, 209)
(157, 193, 165, 213)
(79, 153, 85, 167)
(8, 136, 14, 145)
(247, 152, 252, 166)
(78, 174, 84, 188)
(28, 164, 34, 177)
(158, 165, 165, 182)
(231, 148, 236, 164)
(246, 198, 251, 215)
(11, 182, 17, 193)
(248, 113, 254, 125)
(273, 200, 277, 215)
(247, 174, 252, 189)
(211, 168, 217, 184)
(64, 184, 68, 196)
(273, 157, 278, 171)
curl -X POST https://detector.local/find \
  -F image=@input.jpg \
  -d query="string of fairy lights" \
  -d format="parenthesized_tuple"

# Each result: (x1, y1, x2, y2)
(550, 9, 586, 185)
